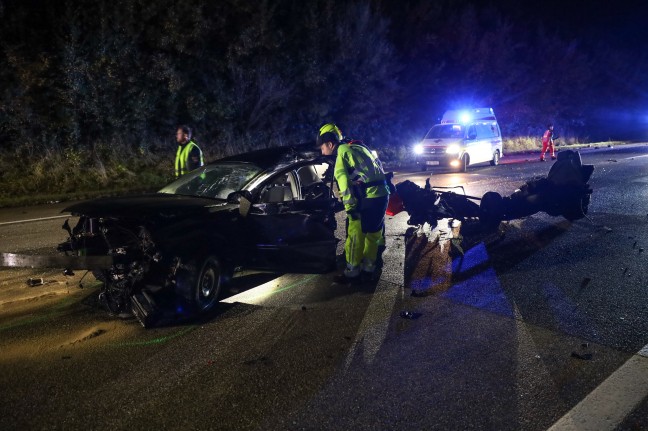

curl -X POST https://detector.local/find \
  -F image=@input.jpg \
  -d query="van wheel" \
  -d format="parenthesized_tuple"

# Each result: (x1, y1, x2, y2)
(490, 150, 500, 166)
(460, 154, 469, 173)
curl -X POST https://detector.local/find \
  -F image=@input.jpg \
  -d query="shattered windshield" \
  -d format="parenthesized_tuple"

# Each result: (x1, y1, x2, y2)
(424, 124, 464, 139)
(158, 162, 263, 200)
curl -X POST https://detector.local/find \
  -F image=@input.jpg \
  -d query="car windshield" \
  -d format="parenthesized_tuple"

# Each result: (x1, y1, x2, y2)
(158, 162, 263, 200)
(424, 124, 464, 139)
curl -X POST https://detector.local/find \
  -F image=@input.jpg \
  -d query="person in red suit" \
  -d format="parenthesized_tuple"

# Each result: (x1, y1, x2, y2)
(540, 123, 556, 161)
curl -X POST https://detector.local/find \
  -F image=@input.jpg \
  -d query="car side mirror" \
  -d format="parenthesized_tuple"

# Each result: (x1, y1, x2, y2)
(226, 190, 252, 204)
(226, 190, 254, 217)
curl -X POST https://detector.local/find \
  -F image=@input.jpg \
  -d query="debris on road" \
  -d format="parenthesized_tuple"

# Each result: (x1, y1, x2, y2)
(603, 226, 613, 233)
(571, 351, 593, 360)
(399, 311, 422, 320)
(607, 159, 618, 162)
(26, 277, 44, 287)
(633, 241, 638, 248)
(580, 277, 592, 290)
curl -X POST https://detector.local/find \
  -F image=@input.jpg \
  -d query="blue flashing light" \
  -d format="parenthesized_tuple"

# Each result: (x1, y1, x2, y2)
(459, 111, 472, 124)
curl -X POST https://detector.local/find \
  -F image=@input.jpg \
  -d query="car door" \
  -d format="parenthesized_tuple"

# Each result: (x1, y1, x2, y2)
(242, 160, 339, 273)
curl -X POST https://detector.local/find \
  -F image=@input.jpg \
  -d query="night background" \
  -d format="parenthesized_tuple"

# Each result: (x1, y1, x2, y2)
(1, 0, 647, 201)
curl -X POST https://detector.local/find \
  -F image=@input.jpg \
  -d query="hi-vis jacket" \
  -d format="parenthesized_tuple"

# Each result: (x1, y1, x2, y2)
(334, 141, 389, 212)
(175, 140, 204, 178)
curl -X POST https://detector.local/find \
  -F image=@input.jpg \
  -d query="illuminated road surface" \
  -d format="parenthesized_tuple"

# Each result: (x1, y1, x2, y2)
(1, 144, 648, 430)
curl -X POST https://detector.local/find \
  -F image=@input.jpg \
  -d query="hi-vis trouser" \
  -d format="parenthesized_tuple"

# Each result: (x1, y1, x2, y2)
(344, 195, 389, 272)
(345, 219, 383, 272)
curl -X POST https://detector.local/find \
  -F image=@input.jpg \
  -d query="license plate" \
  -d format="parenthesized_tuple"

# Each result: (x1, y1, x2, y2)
(426, 161, 440, 166)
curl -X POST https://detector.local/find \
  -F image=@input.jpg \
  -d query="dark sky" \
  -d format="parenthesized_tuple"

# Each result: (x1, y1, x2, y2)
(495, 0, 648, 49)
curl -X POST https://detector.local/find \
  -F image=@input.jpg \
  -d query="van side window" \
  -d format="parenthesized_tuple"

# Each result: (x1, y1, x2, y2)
(467, 125, 477, 139)
(490, 124, 500, 137)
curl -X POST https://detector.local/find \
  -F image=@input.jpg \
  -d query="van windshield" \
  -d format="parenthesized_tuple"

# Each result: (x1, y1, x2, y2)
(424, 124, 464, 139)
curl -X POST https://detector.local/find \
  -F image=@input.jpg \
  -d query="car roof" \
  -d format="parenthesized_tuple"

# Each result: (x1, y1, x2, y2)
(215, 143, 322, 171)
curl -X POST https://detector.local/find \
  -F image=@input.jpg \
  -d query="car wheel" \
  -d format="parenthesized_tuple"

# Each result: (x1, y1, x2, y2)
(177, 255, 224, 314)
(460, 154, 469, 173)
(490, 150, 500, 166)
(479, 192, 504, 229)
(563, 193, 591, 221)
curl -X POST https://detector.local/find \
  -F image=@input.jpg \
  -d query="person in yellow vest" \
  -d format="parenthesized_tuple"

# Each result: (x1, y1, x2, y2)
(317, 123, 390, 282)
(175, 125, 204, 178)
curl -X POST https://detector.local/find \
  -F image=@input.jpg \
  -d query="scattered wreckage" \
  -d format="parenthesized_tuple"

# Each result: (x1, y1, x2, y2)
(388, 150, 594, 228)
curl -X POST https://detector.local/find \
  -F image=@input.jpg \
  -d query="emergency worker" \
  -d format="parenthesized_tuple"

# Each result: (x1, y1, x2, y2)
(317, 123, 390, 282)
(175, 125, 204, 177)
(540, 123, 556, 162)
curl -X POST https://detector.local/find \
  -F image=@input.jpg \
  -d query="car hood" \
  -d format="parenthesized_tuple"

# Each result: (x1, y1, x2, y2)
(421, 137, 463, 146)
(63, 194, 235, 218)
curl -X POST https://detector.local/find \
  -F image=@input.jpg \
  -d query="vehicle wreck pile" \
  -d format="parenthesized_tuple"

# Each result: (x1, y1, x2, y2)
(390, 150, 594, 229)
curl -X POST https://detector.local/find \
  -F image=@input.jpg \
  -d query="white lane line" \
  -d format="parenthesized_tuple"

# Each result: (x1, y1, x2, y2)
(623, 154, 648, 160)
(0, 215, 69, 226)
(547, 343, 648, 431)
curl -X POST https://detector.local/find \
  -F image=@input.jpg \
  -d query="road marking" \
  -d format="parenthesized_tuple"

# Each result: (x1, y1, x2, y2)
(623, 154, 648, 160)
(0, 215, 69, 226)
(547, 343, 648, 431)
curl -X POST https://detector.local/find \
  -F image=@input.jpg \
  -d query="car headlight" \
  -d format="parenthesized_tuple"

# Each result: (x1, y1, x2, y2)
(446, 144, 461, 154)
(413, 144, 424, 155)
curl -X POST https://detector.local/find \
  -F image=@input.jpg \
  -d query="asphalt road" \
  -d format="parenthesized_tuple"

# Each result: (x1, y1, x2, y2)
(2, 144, 648, 430)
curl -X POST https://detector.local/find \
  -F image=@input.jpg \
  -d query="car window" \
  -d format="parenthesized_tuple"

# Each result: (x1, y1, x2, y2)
(158, 162, 262, 200)
(296, 163, 333, 201)
(258, 172, 296, 203)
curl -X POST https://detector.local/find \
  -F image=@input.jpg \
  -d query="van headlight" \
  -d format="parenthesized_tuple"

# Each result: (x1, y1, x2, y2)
(413, 144, 424, 155)
(446, 144, 461, 154)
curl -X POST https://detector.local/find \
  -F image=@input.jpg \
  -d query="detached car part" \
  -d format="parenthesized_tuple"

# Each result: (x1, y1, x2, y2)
(390, 150, 594, 228)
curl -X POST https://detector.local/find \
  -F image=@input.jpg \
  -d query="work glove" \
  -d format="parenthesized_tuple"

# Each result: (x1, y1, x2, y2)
(346, 208, 360, 221)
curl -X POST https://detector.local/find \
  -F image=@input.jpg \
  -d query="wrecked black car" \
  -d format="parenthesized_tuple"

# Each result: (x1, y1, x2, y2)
(56, 145, 339, 326)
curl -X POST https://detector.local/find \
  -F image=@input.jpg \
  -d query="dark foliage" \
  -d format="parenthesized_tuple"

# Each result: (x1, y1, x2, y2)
(0, 0, 646, 196)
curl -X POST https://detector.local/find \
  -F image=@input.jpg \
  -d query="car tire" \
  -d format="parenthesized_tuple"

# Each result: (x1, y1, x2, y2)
(479, 191, 504, 229)
(177, 255, 224, 314)
(563, 193, 591, 221)
(460, 154, 469, 173)
(490, 150, 500, 166)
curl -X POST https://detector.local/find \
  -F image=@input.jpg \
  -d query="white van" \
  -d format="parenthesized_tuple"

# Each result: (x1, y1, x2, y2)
(414, 108, 503, 172)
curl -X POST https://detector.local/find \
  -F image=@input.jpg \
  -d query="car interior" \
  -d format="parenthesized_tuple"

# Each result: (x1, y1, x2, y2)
(257, 163, 331, 203)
